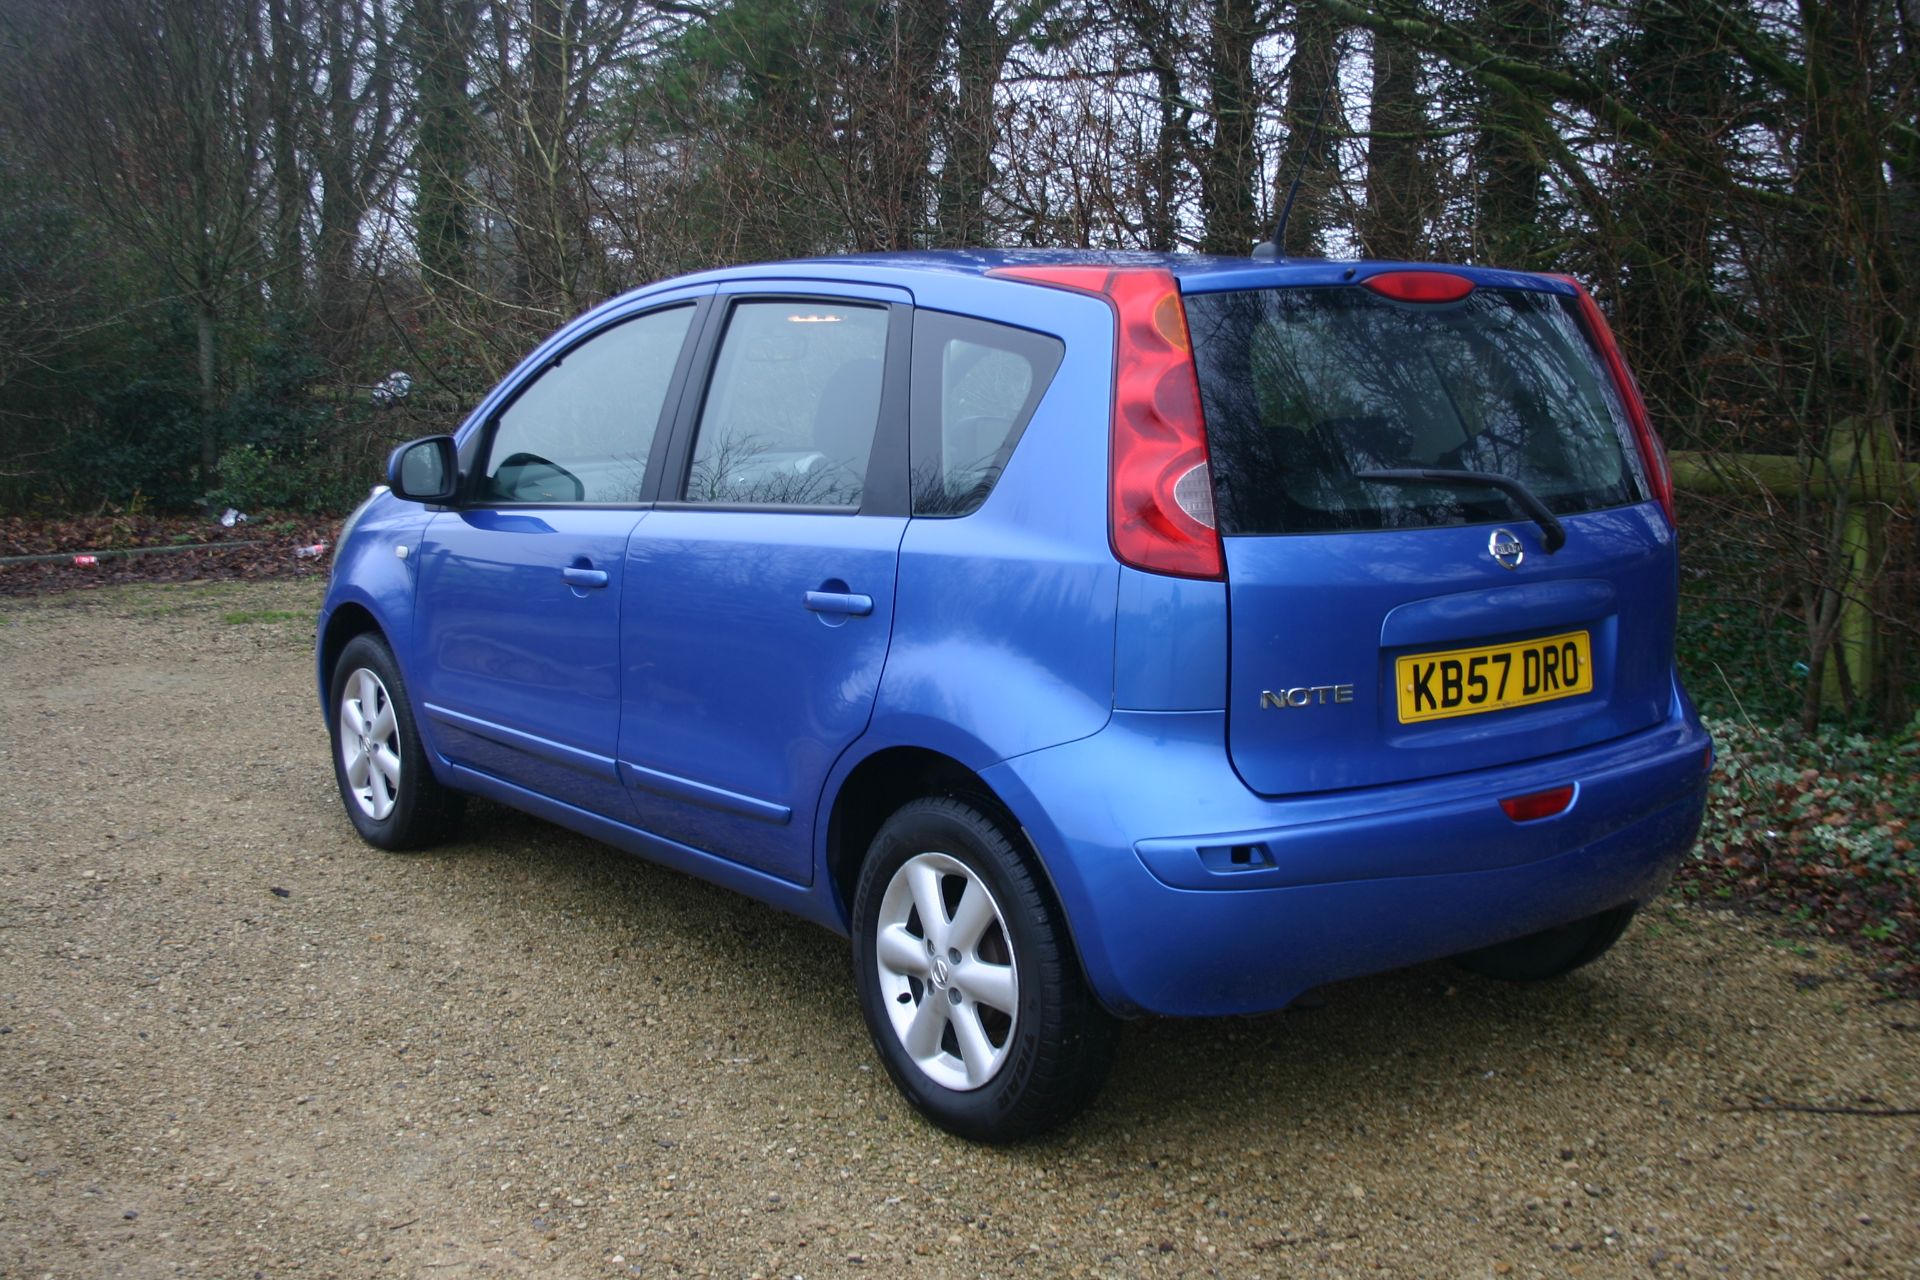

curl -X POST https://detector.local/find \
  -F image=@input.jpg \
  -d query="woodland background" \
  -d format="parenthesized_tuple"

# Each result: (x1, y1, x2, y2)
(0, 0, 1915, 980)
(0, 0, 1914, 729)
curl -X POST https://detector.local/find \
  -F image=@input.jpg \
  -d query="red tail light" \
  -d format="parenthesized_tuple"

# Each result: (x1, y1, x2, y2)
(1499, 785, 1575, 823)
(986, 265, 1222, 580)
(1553, 275, 1675, 525)
(1362, 270, 1475, 303)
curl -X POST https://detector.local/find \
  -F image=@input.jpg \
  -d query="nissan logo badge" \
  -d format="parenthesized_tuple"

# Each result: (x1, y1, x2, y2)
(1489, 528, 1524, 570)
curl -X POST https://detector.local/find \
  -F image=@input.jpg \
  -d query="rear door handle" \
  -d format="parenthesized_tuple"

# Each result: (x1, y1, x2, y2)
(804, 590, 873, 617)
(561, 566, 609, 589)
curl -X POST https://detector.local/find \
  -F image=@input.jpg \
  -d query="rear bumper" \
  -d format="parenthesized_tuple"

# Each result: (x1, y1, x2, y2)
(982, 690, 1711, 1017)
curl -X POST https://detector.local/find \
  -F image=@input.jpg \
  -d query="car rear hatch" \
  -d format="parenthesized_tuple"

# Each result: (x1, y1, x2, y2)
(1182, 269, 1678, 796)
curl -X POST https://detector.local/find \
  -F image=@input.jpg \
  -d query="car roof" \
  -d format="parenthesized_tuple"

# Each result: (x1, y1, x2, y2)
(648, 248, 1571, 299)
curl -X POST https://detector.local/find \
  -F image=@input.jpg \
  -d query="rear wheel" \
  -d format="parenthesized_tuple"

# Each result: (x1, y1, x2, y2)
(328, 633, 463, 851)
(1455, 904, 1638, 982)
(851, 797, 1116, 1142)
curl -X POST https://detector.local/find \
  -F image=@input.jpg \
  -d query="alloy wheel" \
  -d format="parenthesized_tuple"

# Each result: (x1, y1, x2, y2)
(337, 666, 402, 822)
(872, 851, 1020, 1091)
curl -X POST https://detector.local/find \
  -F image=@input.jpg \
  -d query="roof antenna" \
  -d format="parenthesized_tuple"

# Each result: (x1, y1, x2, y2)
(1253, 89, 1331, 260)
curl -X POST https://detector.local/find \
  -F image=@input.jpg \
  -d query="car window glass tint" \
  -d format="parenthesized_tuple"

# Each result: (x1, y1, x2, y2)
(1184, 286, 1644, 535)
(909, 312, 1064, 516)
(484, 304, 694, 504)
(686, 301, 889, 507)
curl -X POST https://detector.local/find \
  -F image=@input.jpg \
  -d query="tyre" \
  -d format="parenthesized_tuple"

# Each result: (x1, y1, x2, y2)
(851, 797, 1116, 1142)
(1455, 903, 1638, 982)
(328, 633, 463, 851)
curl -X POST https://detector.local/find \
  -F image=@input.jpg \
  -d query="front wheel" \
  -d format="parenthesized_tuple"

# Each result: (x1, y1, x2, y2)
(328, 633, 463, 851)
(851, 797, 1116, 1142)
(1455, 903, 1638, 982)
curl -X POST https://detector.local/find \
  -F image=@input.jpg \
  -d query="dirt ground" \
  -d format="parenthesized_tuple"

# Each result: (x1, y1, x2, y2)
(2, 580, 1916, 1280)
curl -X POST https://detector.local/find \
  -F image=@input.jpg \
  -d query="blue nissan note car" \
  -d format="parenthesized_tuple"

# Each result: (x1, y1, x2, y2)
(318, 251, 1713, 1140)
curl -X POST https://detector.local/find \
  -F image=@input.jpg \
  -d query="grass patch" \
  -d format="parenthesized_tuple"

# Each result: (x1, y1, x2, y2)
(220, 608, 306, 625)
(103, 582, 263, 618)
(22, 578, 325, 621)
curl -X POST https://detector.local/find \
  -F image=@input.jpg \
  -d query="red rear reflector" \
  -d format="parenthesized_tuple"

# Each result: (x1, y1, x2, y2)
(988, 264, 1222, 579)
(1552, 274, 1675, 525)
(1362, 271, 1475, 303)
(1500, 785, 1575, 823)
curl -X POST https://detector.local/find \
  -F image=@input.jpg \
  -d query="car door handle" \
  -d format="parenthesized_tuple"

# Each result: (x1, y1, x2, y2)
(804, 590, 873, 617)
(561, 566, 609, 589)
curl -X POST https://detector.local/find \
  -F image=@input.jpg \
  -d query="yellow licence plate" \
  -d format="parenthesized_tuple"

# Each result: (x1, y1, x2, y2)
(1396, 630, 1593, 724)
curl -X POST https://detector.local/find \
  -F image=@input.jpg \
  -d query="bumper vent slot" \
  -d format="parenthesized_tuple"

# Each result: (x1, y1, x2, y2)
(1198, 842, 1275, 874)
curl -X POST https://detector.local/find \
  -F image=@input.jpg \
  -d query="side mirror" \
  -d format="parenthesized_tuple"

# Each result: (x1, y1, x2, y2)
(386, 435, 459, 503)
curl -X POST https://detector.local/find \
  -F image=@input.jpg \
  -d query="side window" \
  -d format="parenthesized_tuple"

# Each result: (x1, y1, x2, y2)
(483, 304, 695, 504)
(909, 311, 1064, 516)
(684, 300, 889, 507)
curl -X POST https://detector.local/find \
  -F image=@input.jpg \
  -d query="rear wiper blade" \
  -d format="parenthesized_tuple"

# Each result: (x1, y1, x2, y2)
(1355, 469, 1567, 554)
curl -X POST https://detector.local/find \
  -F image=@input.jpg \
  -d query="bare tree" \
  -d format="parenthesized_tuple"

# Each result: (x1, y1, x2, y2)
(11, 0, 271, 486)
(1360, 22, 1431, 259)
(1275, 0, 1342, 256)
(1470, 0, 1560, 267)
(1111, 0, 1195, 249)
(1199, 0, 1262, 254)
(313, 0, 410, 352)
(935, 0, 1039, 245)
(410, 0, 481, 293)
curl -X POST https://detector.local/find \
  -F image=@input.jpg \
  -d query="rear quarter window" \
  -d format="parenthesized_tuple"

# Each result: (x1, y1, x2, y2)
(909, 311, 1064, 517)
(1183, 285, 1648, 535)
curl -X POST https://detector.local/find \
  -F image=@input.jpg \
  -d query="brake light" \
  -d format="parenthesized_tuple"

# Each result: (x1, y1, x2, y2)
(1362, 270, 1475, 303)
(1499, 785, 1575, 823)
(1553, 275, 1675, 525)
(987, 265, 1222, 579)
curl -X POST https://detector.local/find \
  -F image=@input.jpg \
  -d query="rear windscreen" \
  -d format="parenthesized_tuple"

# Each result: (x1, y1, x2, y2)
(1183, 285, 1648, 536)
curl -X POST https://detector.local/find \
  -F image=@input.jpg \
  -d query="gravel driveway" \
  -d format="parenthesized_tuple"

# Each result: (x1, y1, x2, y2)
(3, 580, 1916, 1279)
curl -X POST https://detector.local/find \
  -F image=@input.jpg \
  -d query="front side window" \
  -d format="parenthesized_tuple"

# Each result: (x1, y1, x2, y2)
(684, 300, 889, 507)
(909, 311, 1063, 516)
(483, 304, 695, 504)
(1183, 285, 1646, 535)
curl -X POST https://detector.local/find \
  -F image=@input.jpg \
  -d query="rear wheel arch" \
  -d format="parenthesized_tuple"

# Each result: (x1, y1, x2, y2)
(823, 745, 1112, 1008)
(820, 749, 1055, 913)
(827, 748, 997, 922)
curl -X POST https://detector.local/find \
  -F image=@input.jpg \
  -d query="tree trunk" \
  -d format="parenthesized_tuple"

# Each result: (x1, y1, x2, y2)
(934, 0, 1006, 247)
(1199, 0, 1259, 255)
(1276, 3, 1339, 257)
(1361, 25, 1427, 260)
(412, 0, 477, 291)
(265, 0, 308, 311)
(196, 298, 219, 489)
(866, 0, 944, 250)
(1609, 0, 1732, 443)
(1473, 0, 1559, 268)
(1796, 0, 1912, 727)
(316, 0, 368, 352)
(1117, 0, 1189, 251)
(516, 0, 572, 307)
